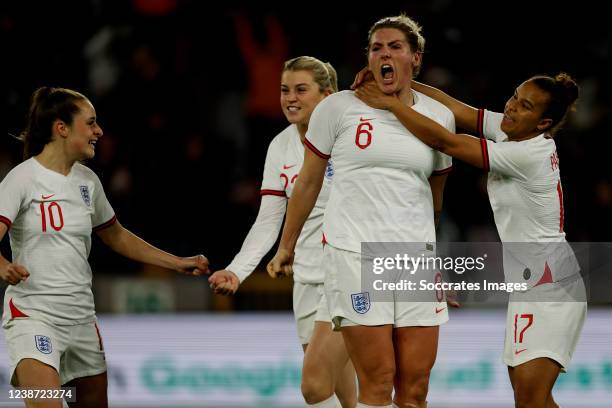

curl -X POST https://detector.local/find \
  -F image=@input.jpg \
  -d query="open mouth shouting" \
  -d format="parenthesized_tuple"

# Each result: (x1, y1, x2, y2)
(381, 64, 394, 85)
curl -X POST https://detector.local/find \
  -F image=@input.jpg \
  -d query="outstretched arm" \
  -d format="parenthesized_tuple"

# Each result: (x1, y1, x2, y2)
(355, 82, 486, 169)
(267, 149, 327, 277)
(351, 67, 479, 132)
(96, 220, 209, 275)
(209, 195, 287, 295)
(411, 81, 480, 133)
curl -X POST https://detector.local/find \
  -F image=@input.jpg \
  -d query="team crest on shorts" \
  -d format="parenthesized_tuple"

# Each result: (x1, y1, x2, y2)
(351, 292, 371, 314)
(79, 185, 91, 206)
(35, 335, 52, 354)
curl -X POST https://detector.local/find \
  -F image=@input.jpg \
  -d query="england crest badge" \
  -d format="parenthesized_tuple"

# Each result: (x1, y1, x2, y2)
(79, 185, 91, 206)
(325, 160, 335, 180)
(35, 335, 52, 354)
(351, 292, 371, 314)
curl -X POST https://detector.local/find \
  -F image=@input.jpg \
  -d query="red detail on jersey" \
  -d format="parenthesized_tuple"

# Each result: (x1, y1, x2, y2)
(304, 138, 331, 159)
(435, 307, 446, 314)
(359, 117, 375, 122)
(41, 194, 55, 200)
(94, 322, 104, 350)
(477, 109, 485, 138)
(480, 137, 490, 172)
(93, 215, 117, 232)
(0, 215, 12, 229)
(514, 348, 527, 355)
(322, 233, 327, 245)
(550, 151, 560, 171)
(48, 202, 64, 231)
(557, 180, 564, 233)
(535, 262, 553, 287)
(355, 122, 373, 149)
(40, 201, 64, 232)
(9, 298, 28, 318)
(40, 202, 47, 232)
(282, 164, 296, 170)
(432, 166, 453, 176)
(260, 189, 286, 197)
(280, 174, 289, 190)
(291, 174, 298, 184)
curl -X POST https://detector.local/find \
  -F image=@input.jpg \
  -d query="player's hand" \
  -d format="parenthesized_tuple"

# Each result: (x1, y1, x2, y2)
(350, 66, 373, 89)
(446, 289, 461, 308)
(354, 80, 401, 111)
(177, 254, 210, 276)
(208, 269, 240, 295)
(0, 263, 30, 285)
(267, 248, 294, 278)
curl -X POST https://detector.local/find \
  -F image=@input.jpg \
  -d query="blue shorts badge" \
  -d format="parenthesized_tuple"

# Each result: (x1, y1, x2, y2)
(35, 335, 52, 354)
(351, 292, 371, 314)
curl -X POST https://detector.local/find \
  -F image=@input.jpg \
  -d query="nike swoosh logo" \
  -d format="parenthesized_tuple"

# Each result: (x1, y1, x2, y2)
(435, 307, 446, 314)
(283, 164, 296, 170)
(359, 117, 375, 122)
(515, 349, 527, 355)
(41, 194, 55, 200)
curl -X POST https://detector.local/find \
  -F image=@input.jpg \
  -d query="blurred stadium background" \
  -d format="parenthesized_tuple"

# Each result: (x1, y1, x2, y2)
(1, 1, 611, 407)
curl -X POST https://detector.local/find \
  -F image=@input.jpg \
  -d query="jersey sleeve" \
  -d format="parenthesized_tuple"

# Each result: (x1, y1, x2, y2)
(304, 93, 346, 159)
(482, 139, 536, 180)
(226, 194, 287, 282)
(260, 137, 286, 197)
(91, 173, 116, 231)
(0, 169, 26, 229)
(432, 109, 455, 175)
(478, 109, 508, 143)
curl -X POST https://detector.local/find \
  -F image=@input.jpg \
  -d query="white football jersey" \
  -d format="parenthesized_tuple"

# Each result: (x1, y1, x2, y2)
(304, 90, 454, 253)
(260, 124, 332, 283)
(478, 109, 578, 285)
(226, 125, 333, 283)
(0, 158, 115, 326)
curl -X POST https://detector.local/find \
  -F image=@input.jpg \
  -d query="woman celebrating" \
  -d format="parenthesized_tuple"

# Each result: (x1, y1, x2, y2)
(269, 15, 455, 408)
(0, 87, 208, 408)
(208, 56, 356, 408)
(354, 73, 587, 408)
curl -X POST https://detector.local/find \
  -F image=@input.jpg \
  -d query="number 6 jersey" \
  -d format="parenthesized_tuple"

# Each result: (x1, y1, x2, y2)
(0, 158, 115, 326)
(304, 90, 454, 253)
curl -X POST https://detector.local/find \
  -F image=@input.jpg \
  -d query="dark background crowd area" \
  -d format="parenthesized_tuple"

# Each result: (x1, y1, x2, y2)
(1, 0, 611, 277)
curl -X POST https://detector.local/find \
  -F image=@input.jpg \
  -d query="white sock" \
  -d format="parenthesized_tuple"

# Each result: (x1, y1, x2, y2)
(356, 403, 393, 408)
(307, 394, 341, 408)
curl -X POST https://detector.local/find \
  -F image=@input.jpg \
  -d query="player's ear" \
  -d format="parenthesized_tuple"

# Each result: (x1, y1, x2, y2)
(411, 52, 422, 74)
(53, 119, 69, 139)
(537, 118, 553, 132)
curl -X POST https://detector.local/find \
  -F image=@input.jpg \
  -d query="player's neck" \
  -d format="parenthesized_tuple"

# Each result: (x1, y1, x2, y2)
(35, 144, 75, 176)
(397, 85, 415, 107)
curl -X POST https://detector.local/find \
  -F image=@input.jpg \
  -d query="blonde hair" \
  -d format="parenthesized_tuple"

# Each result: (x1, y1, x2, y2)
(283, 56, 338, 93)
